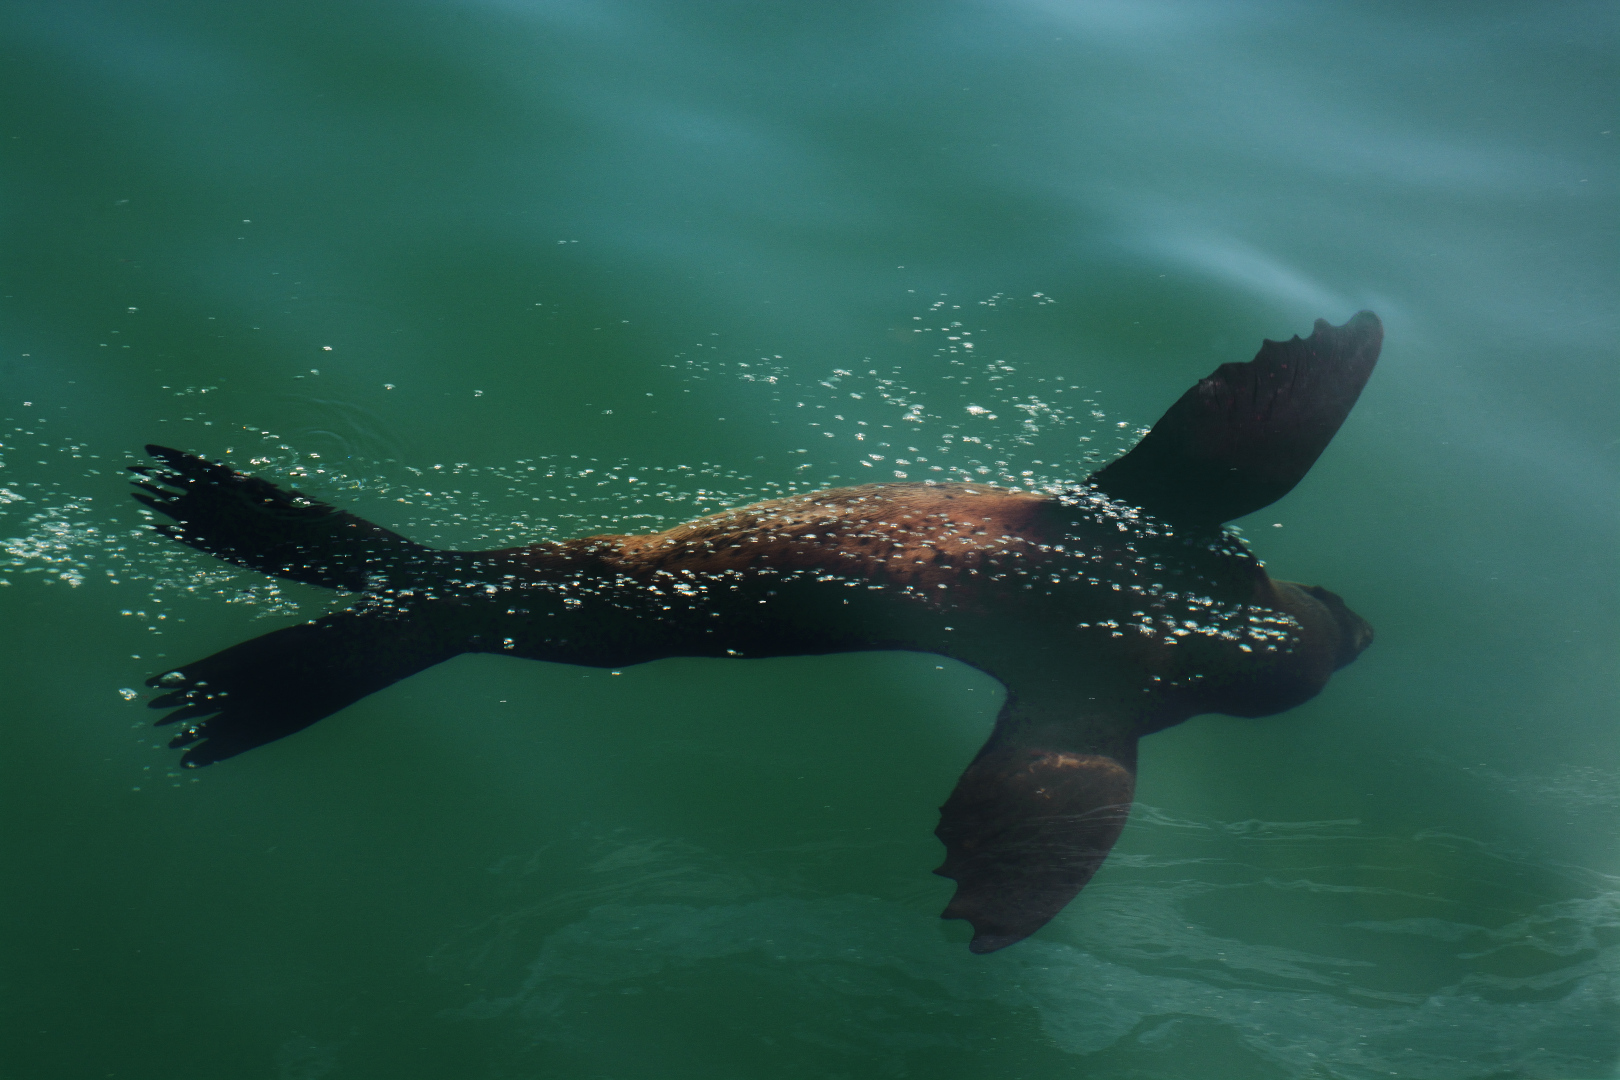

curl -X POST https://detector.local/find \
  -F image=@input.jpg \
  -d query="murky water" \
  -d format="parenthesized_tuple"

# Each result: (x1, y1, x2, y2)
(2, 3, 1615, 1077)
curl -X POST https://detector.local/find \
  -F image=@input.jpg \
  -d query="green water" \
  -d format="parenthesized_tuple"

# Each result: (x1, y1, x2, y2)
(2, 3, 1616, 1077)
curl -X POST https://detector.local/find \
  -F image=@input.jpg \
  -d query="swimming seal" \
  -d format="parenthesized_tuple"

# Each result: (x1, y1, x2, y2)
(131, 311, 1381, 953)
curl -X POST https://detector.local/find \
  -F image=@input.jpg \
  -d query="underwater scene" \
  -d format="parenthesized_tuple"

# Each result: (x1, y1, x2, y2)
(1, 3, 1615, 1078)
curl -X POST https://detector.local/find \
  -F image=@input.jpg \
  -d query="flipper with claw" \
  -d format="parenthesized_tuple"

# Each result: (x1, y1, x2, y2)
(148, 606, 464, 767)
(1088, 311, 1383, 526)
(934, 692, 1138, 953)
(131, 445, 436, 591)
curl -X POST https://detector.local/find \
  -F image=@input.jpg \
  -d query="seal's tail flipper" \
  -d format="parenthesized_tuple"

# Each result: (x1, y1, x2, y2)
(148, 607, 464, 767)
(1088, 311, 1382, 526)
(934, 732, 1137, 953)
(130, 446, 437, 591)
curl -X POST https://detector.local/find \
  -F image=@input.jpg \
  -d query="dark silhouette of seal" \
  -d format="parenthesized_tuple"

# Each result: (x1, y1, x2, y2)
(131, 311, 1382, 953)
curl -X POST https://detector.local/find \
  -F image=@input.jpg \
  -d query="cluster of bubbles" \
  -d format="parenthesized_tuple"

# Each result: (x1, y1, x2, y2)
(0, 430, 789, 622)
(4, 291, 1147, 626)
(674, 290, 1148, 492)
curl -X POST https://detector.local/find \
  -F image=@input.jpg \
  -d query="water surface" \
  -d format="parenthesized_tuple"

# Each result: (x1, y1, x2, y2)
(2, 3, 1616, 1077)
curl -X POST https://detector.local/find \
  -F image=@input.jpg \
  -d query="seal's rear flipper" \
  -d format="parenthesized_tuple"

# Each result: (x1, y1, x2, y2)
(131, 446, 437, 591)
(1088, 311, 1382, 526)
(148, 607, 463, 767)
(934, 739, 1137, 953)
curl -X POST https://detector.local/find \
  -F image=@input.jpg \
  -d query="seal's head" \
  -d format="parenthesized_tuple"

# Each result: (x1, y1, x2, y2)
(1175, 579, 1374, 722)
(1297, 583, 1374, 669)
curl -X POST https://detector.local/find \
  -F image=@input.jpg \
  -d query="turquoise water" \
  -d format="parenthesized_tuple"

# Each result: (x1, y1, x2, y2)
(2, 3, 1616, 1077)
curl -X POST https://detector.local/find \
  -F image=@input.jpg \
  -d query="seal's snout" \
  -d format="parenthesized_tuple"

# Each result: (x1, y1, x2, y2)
(1301, 584, 1373, 669)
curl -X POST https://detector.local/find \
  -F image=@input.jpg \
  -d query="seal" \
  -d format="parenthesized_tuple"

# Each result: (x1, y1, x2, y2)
(131, 311, 1382, 952)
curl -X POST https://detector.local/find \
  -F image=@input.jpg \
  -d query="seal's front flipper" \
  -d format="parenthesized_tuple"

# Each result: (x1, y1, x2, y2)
(934, 734, 1137, 953)
(148, 607, 463, 767)
(131, 446, 436, 591)
(1088, 311, 1382, 526)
